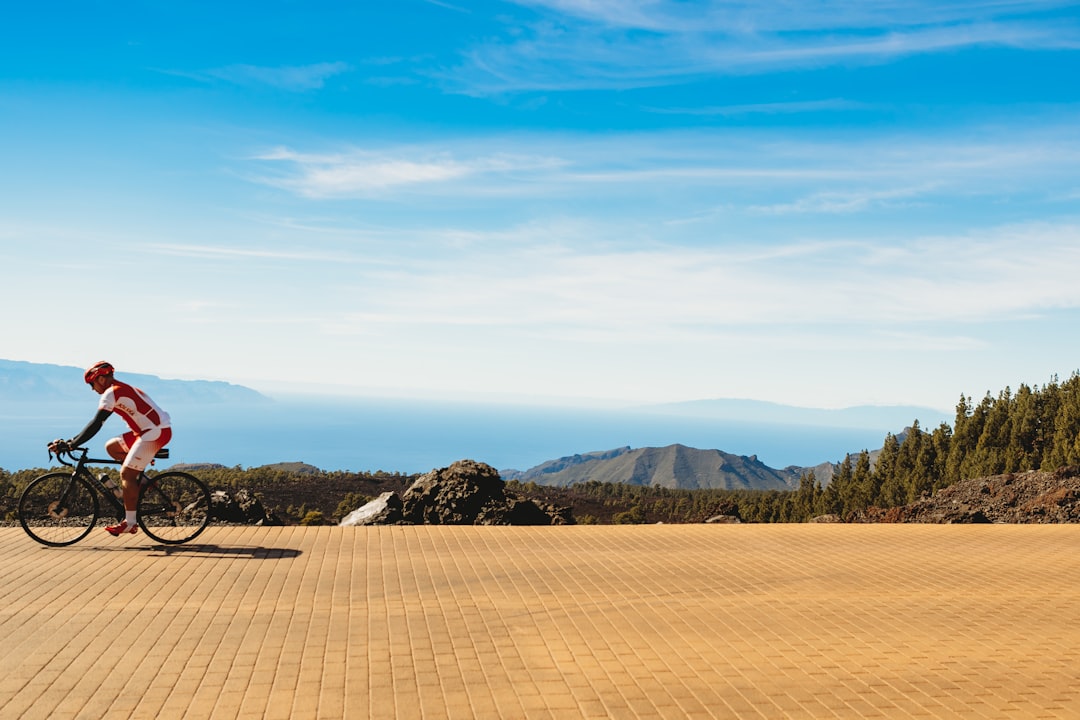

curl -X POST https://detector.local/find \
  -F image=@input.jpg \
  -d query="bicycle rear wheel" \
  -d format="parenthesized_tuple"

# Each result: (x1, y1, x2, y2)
(137, 471, 211, 544)
(19, 472, 100, 546)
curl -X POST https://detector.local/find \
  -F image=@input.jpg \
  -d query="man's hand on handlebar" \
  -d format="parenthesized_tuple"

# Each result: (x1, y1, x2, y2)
(48, 438, 72, 455)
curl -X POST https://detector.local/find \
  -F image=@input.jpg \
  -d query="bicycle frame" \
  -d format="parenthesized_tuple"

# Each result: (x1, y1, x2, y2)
(51, 446, 169, 515)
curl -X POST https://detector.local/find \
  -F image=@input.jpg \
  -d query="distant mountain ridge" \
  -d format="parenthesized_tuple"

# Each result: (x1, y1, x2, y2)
(0, 359, 269, 405)
(640, 398, 950, 429)
(1, 359, 915, 479)
(501, 438, 917, 490)
(503, 444, 803, 491)
(522, 399, 943, 492)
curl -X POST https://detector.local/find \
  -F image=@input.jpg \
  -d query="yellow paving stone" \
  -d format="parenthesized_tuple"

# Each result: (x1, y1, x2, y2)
(2, 525, 1080, 718)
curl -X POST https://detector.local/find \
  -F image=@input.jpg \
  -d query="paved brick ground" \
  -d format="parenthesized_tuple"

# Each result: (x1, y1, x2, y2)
(0, 524, 1078, 719)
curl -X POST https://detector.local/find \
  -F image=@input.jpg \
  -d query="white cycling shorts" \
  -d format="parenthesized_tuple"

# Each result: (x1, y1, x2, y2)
(117, 426, 172, 472)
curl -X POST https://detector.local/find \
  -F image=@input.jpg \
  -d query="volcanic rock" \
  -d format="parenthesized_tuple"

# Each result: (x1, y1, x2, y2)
(398, 459, 571, 525)
(339, 491, 404, 526)
(871, 466, 1080, 523)
(209, 488, 284, 526)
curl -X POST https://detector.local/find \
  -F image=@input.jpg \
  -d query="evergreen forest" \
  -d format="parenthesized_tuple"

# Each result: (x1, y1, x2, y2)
(553, 373, 1080, 523)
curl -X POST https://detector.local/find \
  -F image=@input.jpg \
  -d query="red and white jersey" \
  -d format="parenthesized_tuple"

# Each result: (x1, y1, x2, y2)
(98, 380, 171, 436)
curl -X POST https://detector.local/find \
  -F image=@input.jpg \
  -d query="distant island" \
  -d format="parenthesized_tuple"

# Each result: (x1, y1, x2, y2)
(0, 358, 269, 405)
(0, 358, 945, 475)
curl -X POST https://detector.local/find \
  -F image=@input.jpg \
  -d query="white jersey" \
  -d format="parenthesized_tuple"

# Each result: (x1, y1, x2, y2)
(98, 380, 171, 436)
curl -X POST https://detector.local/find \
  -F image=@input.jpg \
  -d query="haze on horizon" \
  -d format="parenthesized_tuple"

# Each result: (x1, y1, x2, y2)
(3, 1, 1080, 412)
(0, 357, 952, 474)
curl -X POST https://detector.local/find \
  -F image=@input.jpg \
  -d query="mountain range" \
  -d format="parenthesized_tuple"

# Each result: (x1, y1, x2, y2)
(0, 359, 940, 484)
(0, 359, 268, 404)
(502, 445, 805, 490)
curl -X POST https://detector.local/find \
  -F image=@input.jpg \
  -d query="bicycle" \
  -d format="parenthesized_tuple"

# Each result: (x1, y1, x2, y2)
(18, 446, 211, 546)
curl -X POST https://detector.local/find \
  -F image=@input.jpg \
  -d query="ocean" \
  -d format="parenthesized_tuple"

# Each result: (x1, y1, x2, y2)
(0, 396, 918, 475)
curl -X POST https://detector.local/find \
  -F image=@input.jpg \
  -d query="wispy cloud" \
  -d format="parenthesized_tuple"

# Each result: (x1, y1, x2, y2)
(421, 0, 471, 12)
(749, 184, 939, 215)
(171, 62, 351, 91)
(446, 1, 1080, 93)
(521, 0, 1077, 33)
(148, 242, 361, 263)
(248, 146, 568, 198)
(244, 124, 1080, 209)
(305, 219, 1080, 335)
(643, 99, 867, 116)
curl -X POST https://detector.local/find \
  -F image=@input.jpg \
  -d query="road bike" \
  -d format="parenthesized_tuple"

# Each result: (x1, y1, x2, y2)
(18, 446, 211, 546)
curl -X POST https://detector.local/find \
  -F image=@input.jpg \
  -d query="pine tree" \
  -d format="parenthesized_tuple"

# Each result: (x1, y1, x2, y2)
(955, 392, 993, 480)
(874, 433, 903, 507)
(1036, 376, 1062, 467)
(1005, 383, 1039, 472)
(1047, 375, 1080, 467)
(929, 423, 953, 492)
(793, 471, 820, 521)
(969, 388, 1012, 478)
(826, 455, 853, 517)
(945, 394, 974, 483)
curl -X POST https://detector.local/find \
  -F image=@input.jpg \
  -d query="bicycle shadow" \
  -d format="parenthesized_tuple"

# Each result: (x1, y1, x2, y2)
(145, 544, 303, 559)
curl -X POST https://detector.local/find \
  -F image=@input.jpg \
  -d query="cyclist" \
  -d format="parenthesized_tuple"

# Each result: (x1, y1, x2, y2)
(49, 361, 172, 536)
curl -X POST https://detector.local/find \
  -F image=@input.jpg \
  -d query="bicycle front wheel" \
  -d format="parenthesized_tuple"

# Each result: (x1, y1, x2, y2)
(19, 472, 100, 546)
(137, 471, 211, 544)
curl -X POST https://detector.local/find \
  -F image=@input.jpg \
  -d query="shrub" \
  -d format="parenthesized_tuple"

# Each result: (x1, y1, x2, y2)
(299, 510, 325, 526)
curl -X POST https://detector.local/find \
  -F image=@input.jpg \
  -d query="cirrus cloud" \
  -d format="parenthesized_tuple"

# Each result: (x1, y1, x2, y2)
(443, 1, 1080, 94)
(248, 146, 569, 198)
(168, 61, 351, 91)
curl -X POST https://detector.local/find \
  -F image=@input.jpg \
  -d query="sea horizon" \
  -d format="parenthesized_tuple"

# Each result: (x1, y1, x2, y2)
(0, 394, 948, 476)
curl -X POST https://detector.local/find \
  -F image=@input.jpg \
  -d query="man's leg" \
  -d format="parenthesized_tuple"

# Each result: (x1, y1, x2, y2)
(104, 437, 140, 511)
(120, 466, 141, 511)
(104, 436, 140, 534)
(104, 437, 125, 463)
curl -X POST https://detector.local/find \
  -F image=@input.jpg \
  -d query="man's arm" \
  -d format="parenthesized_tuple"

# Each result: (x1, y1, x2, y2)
(68, 409, 112, 447)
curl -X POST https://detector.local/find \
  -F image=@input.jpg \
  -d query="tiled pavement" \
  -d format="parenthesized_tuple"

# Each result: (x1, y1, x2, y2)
(0, 524, 1078, 719)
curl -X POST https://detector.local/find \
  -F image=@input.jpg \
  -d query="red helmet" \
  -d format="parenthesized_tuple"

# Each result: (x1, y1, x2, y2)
(84, 361, 115, 385)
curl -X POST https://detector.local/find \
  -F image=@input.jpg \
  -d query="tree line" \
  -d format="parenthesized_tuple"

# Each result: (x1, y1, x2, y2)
(817, 373, 1080, 521)
(525, 373, 1080, 523)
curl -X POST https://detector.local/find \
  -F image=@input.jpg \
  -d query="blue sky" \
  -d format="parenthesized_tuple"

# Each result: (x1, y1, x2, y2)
(3, 0, 1080, 411)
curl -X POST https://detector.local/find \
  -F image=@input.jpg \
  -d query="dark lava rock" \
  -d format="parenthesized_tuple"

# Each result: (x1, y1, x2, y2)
(343, 459, 574, 526)
(210, 488, 284, 526)
(870, 466, 1080, 524)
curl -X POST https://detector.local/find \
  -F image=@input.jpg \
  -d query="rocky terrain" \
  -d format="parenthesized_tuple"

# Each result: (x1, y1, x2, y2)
(866, 466, 1080, 524)
(341, 459, 572, 526)
(11, 457, 1079, 528)
(219, 461, 1080, 526)
(209, 488, 285, 525)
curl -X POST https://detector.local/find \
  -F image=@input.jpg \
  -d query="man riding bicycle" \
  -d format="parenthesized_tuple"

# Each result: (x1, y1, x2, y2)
(49, 361, 172, 536)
